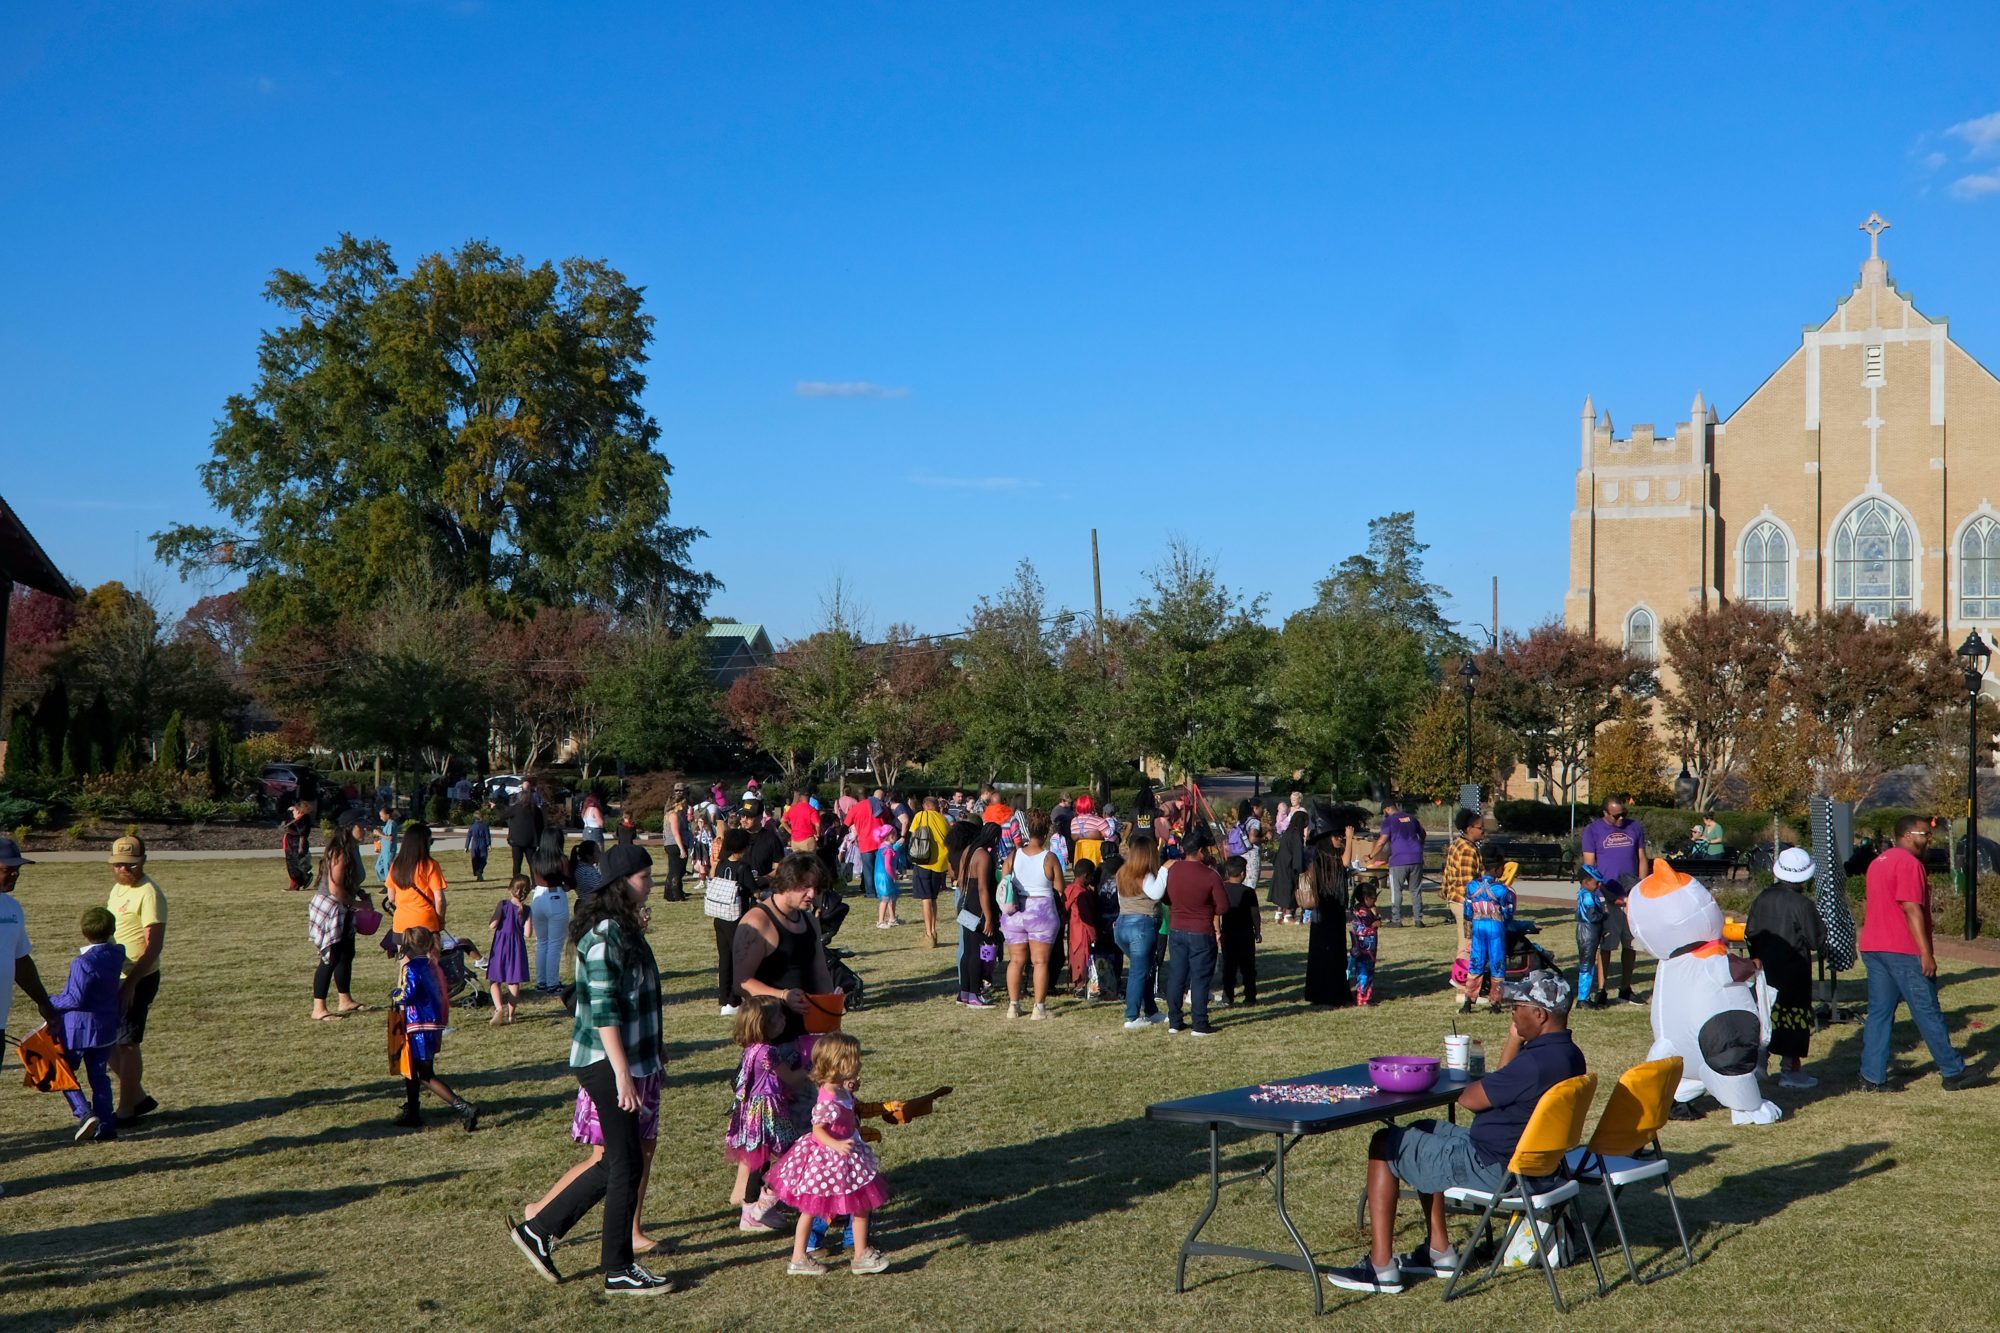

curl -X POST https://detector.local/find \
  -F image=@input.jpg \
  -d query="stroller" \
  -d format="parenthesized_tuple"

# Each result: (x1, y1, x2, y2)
(1504, 918, 1558, 983)
(815, 883, 866, 1012)
(436, 934, 489, 1009)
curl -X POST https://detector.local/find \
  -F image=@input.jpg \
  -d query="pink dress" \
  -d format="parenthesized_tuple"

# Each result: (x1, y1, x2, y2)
(768, 1086, 889, 1218)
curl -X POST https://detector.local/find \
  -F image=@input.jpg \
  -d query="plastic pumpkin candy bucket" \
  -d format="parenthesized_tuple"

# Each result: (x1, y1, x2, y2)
(352, 905, 383, 936)
(803, 991, 846, 1034)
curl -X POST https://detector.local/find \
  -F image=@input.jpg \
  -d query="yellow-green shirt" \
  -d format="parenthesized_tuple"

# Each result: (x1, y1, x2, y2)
(108, 876, 167, 979)
(910, 809, 952, 873)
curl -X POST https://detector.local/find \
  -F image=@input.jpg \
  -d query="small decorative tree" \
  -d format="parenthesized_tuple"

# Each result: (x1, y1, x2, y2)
(158, 710, 188, 773)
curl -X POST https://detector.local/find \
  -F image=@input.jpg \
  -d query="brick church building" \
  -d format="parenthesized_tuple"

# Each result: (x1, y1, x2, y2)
(1566, 215, 2000, 659)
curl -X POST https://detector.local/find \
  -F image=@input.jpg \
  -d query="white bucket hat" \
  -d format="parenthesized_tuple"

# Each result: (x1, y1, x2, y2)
(1773, 847, 1816, 883)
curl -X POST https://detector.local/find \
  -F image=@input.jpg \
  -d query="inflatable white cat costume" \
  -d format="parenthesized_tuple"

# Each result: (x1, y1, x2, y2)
(1626, 864, 1783, 1126)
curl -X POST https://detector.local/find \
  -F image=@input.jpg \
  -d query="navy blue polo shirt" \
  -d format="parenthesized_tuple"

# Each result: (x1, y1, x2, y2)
(1468, 1029, 1587, 1165)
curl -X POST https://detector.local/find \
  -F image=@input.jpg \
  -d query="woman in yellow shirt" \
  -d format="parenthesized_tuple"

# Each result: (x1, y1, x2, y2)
(387, 822, 448, 937)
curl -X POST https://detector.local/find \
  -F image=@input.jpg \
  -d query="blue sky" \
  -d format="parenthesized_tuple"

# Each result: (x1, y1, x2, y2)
(7, 2, 2000, 643)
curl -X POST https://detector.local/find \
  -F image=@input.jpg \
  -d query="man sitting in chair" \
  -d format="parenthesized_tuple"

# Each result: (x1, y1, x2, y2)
(1329, 969, 1585, 1296)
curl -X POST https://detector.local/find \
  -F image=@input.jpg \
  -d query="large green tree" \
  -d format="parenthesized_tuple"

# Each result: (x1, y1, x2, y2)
(587, 617, 721, 775)
(1117, 540, 1273, 780)
(156, 235, 716, 627)
(1313, 512, 1468, 664)
(947, 561, 1071, 786)
(1268, 609, 1431, 795)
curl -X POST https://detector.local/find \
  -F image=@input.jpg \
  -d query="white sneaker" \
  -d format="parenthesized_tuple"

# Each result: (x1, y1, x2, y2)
(719, 1004, 740, 1017)
(1006, 1002, 1022, 1019)
(1030, 1003, 1050, 1020)
(1776, 1070, 1818, 1089)
(1122, 1017, 1152, 1030)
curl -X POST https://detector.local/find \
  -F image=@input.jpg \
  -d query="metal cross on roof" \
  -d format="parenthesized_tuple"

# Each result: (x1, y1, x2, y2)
(1860, 211, 1890, 260)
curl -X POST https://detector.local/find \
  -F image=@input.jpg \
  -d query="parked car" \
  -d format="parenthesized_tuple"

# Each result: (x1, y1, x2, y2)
(485, 774, 528, 805)
(258, 762, 320, 816)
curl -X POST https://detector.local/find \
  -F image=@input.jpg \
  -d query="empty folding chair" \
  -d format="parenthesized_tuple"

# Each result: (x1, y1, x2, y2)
(1567, 1055, 1696, 1287)
(1441, 1073, 1605, 1312)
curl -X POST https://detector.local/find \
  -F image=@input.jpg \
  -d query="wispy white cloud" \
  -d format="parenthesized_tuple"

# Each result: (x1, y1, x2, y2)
(795, 380, 910, 399)
(1948, 111, 2000, 156)
(909, 474, 1040, 493)
(1952, 170, 2000, 200)
(1923, 150, 1948, 171)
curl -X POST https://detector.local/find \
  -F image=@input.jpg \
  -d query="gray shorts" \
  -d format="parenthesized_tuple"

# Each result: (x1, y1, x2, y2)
(1382, 1119, 1507, 1195)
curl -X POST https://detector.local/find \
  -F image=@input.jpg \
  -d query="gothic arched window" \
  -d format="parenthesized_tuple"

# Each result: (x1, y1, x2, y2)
(1741, 521, 1791, 611)
(1831, 498, 1913, 619)
(1625, 607, 1657, 661)
(1961, 516, 2000, 622)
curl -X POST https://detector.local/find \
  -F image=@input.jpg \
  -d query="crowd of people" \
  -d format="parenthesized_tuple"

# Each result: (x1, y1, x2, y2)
(0, 773, 1981, 1295)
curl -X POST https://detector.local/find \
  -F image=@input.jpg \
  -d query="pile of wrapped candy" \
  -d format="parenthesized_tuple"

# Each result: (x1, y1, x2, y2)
(1246, 1083, 1376, 1104)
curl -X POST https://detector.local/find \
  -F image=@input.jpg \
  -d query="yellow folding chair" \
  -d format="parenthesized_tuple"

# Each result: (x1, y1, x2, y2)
(1566, 1056, 1696, 1286)
(1441, 1073, 1606, 1312)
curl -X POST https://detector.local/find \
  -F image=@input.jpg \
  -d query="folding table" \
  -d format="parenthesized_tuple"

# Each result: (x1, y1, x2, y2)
(1145, 1061, 1469, 1313)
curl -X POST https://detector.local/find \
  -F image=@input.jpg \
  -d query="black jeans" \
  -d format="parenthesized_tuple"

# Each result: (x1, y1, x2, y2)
(713, 917, 739, 1005)
(313, 929, 355, 1001)
(510, 844, 530, 880)
(1166, 930, 1218, 1031)
(528, 1060, 640, 1273)
(664, 847, 688, 901)
(1220, 925, 1257, 1003)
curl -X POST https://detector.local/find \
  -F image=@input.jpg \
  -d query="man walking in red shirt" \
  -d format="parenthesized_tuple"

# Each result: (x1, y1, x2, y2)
(1858, 816, 1977, 1092)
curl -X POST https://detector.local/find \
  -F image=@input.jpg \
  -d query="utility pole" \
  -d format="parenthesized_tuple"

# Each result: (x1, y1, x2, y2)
(1092, 529, 1108, 807)
(1491, 576, 1500, 649)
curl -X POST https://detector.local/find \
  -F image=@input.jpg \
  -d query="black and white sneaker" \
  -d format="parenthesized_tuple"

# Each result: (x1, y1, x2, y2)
(603, 1263, 675, 1296)
(1326, 1261, 1404, 1295)
(75, 1115, 100, 1143)
(510, 1219, 561, 1284)
(1395, 1243, 1461, 1277)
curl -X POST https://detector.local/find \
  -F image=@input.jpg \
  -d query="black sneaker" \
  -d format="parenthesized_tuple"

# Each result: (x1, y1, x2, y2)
(392, 1107, 424, 1128)
(1858, 1077, 1898, 1094)
(456, 1100, 481, 1132)
(1395, 1244, 1461, 1277)
(1620, 989, 1644, 1006)
(1667, 1099, 1706, 1121)
(1942, 1071, 1985, 1092)
(603, 1263, 675, 1296)
(131, 1095, 159, 1120)
(75, 1115, 100, 1144)
(1326, 1261, 1404, 1295)
(510, 1219, 561, 1284)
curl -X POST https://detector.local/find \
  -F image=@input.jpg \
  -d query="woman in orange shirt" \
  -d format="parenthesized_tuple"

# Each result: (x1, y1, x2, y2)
(387, 822, 448, 937)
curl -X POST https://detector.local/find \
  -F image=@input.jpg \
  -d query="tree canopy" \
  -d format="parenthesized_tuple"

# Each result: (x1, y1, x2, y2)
(154, 234, 716, 629)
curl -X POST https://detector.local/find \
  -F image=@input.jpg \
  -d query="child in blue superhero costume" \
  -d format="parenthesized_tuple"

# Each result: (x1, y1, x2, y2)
(1575, 864, 1611, 1008)
(1458, 855, 1514, 1013)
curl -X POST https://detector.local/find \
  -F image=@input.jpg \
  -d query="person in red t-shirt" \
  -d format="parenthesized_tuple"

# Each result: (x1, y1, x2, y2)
(1857, 816, 1973, 1091)
(783, 796, 819, 852)
(844, 795, 885, 902)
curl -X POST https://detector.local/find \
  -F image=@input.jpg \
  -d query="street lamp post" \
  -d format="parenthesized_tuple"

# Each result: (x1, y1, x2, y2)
(1956, 630, 1990, 941)
(1458, 657, 1480, 790)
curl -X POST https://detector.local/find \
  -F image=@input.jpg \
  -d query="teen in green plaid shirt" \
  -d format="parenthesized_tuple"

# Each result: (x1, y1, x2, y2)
(571, 917, 663, 1077)
(513, 845, 677, 1297)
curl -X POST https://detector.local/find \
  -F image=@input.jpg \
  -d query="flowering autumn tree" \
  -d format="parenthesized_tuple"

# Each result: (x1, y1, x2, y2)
(1658, 604, 1786, 811)
(1486, 621, 1656, 806)
(861, 627, 958, 787)
(1781, 609, 1958, 804)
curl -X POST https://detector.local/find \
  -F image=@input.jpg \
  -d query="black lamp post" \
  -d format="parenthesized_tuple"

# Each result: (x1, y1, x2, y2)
(1458, 657, 1480, 789)
(1957, 629, 1990, 941)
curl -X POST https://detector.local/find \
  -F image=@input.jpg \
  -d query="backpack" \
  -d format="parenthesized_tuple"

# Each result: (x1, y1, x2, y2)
(908, 820, 937, 866)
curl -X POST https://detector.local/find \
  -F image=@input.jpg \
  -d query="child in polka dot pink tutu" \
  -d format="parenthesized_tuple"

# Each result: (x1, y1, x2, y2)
(767, 1032, 891, 1275)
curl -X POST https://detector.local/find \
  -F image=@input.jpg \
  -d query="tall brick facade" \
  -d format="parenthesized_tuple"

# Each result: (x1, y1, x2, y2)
(1566, 217, 2000, 662)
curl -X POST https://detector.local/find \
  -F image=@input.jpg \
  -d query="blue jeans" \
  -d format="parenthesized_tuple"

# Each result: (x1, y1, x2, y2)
(1861, 950, 1965, 1083)
(1166, 930, 1218, 1031)
(1115, 915, 1161, 1021)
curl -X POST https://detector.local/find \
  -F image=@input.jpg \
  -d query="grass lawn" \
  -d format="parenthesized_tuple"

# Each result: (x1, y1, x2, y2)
(4, 854, 1998, 1331)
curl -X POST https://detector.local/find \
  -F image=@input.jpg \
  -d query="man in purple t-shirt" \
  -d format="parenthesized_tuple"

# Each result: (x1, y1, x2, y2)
(1370, 800, 1430, 928)
(1579, 795, 1649, 1007)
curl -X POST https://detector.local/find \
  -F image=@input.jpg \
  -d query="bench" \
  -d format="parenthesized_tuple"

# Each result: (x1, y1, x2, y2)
(1482, 838, 1570, 879)
(1664, 851, 1740, 882)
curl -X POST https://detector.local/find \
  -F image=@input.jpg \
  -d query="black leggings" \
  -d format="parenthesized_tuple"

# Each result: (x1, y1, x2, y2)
(713, 917, 739, 1005)
(664, 847, 688, 901)
(313, 930, 355, 1001)
(527, 1060, 642, 1274)
(510, 845, 530, 880)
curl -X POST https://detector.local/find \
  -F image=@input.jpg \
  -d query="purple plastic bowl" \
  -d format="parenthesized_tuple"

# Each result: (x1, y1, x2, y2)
(1368, 1056, 1441, 1093)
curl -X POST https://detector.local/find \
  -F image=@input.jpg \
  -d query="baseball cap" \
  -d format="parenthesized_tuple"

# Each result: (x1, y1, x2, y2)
(0, 836, 34, 867)
(108, 835, 147, 867)
(1773, 847, 1816, 883)
(1502, 968, 1573, 1015)
(601, 843, 654, 884)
